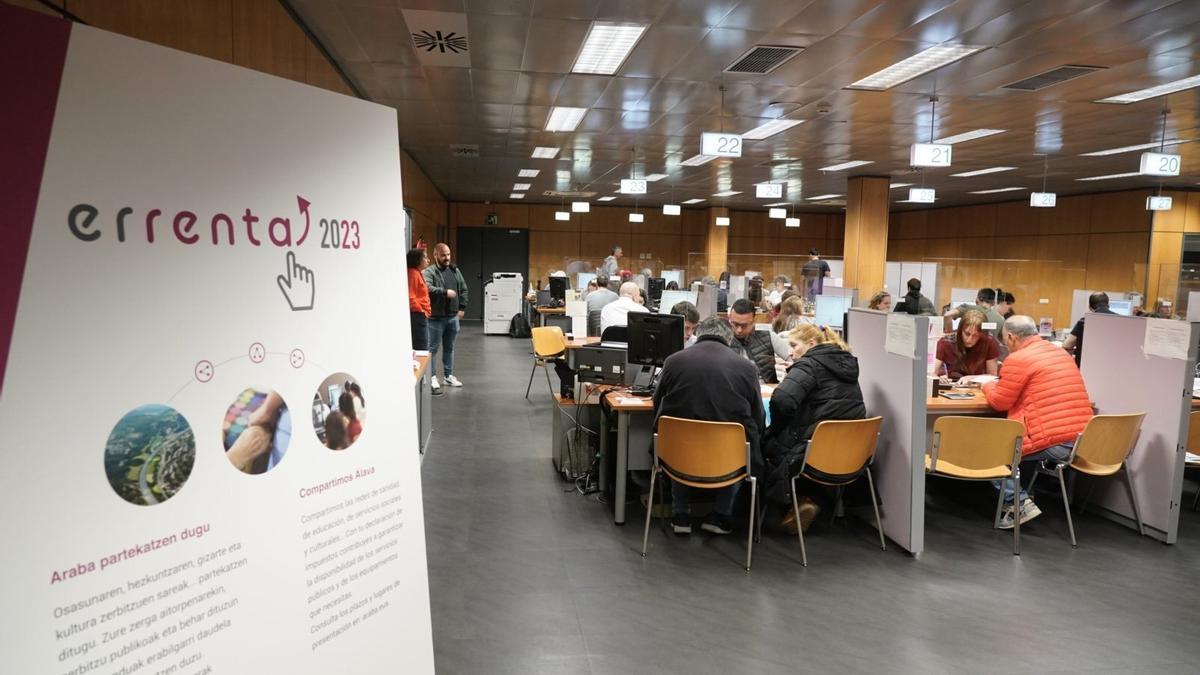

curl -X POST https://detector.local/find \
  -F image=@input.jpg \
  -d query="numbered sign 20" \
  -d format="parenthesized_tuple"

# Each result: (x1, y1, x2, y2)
(1140, 152, 1181, 177)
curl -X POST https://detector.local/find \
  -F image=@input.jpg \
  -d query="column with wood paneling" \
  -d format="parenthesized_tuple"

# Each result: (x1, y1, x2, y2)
(705, 207, 729, 279)
(1145, 190, 1195, 305)
(843, 176, 890, 297)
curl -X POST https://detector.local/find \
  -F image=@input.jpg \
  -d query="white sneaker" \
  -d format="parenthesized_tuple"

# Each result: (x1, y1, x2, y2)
(430, 376, 441, 392)
(445, 375, 463, 387)
(998, 498, 1042, 530)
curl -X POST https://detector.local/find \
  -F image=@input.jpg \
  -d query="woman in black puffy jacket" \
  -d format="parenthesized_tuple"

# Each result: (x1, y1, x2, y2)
(762, 324, 866, 531)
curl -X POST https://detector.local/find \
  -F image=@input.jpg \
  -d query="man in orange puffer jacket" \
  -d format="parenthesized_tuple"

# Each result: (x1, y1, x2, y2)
(983, 315, 1093, 529)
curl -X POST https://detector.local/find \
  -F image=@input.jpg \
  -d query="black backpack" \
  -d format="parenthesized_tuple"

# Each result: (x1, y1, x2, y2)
(508, 313, 532, 339)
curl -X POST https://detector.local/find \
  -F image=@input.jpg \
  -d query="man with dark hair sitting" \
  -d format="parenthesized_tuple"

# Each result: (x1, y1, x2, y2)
(728, 298, 778, 383)
(670, 301, 700, 346)
(653, 317, 764, 535)
(1062, 291, 1113, 367)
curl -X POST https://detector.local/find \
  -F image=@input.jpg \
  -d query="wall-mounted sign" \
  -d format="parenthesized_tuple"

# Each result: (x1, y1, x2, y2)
(1140, 152, 1181, 177)
(700, 132, 742, 158)
(620, 178, 647, 194)
(1030, 192, 1057, 208)
(909, 143, 951, 167)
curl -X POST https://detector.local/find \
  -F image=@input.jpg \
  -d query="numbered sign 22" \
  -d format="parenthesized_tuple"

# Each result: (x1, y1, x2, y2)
(701, 132, 742, 158)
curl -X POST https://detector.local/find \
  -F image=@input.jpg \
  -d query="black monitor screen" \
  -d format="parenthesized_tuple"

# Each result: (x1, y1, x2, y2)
(627, 312, 684, 367)
(548, 276, 567, 302)
(647, 277, 665, 303)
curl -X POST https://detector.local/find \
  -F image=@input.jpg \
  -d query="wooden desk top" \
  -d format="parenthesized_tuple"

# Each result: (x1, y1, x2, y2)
(536, 306, 567, 314)
(926, 388, 993, 414)
(413, 354, 430, 382)
(603, 382, 777, 412)
(564, 336, 602, 349)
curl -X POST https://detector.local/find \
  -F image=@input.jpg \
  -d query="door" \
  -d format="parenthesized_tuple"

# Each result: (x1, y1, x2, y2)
(454, 227, 529, 322)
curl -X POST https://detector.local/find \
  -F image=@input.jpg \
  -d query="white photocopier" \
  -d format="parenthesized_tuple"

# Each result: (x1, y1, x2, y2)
(484, 273, 524, 334)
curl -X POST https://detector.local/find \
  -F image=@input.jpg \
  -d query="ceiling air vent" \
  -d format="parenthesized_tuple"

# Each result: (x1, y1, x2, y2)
(450, 144, 479, 158)
(725, 45, 803, 75)
(1002, 65, 1105, 91)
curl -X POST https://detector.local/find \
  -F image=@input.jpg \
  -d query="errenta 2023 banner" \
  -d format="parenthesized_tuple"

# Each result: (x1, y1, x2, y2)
(0, 6, 434, 673)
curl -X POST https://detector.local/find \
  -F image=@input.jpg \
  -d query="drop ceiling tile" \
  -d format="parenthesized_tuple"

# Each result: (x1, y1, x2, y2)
(531, 0, 600, 20)
(471, 69, 519, 103)
(466, 13, 528, 70)
(520, 18, 591, 73)
(552, 73, 611, 108)
(466, 0, 532, 16)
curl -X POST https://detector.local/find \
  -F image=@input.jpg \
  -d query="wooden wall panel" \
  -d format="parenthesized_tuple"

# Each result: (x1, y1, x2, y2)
(1087, 232, 1150, 291)
(1091, 190, 1152, 233)
(530, 231, 582, 286)
(68, 0, 234, 62)
(1040, 195, 1091, 235)
(1185, 192, 1200, 233)
(231, 0, 307, 83)
(6, 0, 58, 16)
(631, 233, 685, 268)
(957, 204, 996, 238)
(994, 200, 1039, 236)
(528, 205, 579, 232)
(304, 41, 352, 95)
(890, 210, 927, 240)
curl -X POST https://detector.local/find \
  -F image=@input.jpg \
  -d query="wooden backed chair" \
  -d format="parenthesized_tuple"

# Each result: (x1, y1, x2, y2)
(641, 416, 757, 571)
(526, 326, 566, 400)
(789, 417, 885, 566)
(1029, 413, 1146, 546)
(1187, 411, 1200, 511)
(926, 416, 1025, 555)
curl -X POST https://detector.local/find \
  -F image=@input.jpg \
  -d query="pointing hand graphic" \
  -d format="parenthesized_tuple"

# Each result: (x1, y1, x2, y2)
(277, 251, 315, 311)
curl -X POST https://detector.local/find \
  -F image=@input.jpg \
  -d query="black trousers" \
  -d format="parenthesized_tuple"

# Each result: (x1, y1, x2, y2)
(410, 311, 429, 351)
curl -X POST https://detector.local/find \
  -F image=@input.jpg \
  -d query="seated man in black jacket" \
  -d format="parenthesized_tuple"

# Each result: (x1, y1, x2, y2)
(762, 323, 866, 533)
(728, 298, 778, 383)
(652, 317, 765, 535)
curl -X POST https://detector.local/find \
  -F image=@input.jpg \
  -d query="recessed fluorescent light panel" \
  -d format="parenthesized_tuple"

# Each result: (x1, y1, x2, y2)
(518, 169, 540, 177)
(967, 187, 1027, 194)
(572, 201, 590, 212)
(629, 213, 644, 223)
(1096, 73, 1200, 104)
(820, 160, 873, 172)
(555, 211, 570, 221)
(680, 154, 717, 167)
(662, 204, 681, 215)
(509, 193, 525, 199)
(546, 107, 587, 132)
(847, 44, 985, 91)
(807, 194, 844, 200)
(715, 216, 731, 226)
(1081, 139, 1190, 157)
(785, 217, 800, 228)
(890, 183, 913, 189)
(1075, 172, 1141, 181)
(597, 196, 617, 202)
(513, 183, 531, 191)
(681, 198, 706, 205)
(763, 202, 789, 207)
(769, 208, 787, 219)
(571, 22, 647, 75)
(643, 173, 668, 182)
(712, 190, 741, 197)
(742, 118, 804, 140)
(532, 147, 560, 159)
(950, 166, 1016, 177)
(933, 129, 1005, 145)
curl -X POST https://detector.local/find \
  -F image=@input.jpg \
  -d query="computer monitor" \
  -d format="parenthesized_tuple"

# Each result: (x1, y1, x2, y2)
(1108, 300, 1133, 316)
(814, 295, 853, 328)
(657, 290, 698, 314)
(575, 345, 626, 385)
(549, 276, 567, 303)
(647, 277, 665, 304)
(627, 312, 684, 367)
(575, 272, 596, 291)
(661, 270, 684, 288)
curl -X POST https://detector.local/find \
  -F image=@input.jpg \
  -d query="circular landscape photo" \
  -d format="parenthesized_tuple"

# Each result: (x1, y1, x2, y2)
(104, 404, 196, 506)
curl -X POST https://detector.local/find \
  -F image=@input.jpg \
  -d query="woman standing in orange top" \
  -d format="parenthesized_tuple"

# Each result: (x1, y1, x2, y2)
(408, 248, 432, 350)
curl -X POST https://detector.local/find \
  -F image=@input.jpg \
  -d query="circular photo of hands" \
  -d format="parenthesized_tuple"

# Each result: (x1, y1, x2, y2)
(222, 388, 291, 475)
(312, 373, 366, 451)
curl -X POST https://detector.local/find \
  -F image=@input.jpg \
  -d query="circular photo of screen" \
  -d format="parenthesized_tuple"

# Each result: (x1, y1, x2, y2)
(104, 404, 196, 506)
(312, 373, 365, 451)
(222, 388, 291, 475)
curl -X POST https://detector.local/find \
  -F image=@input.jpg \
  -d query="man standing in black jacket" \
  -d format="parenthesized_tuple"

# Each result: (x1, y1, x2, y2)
(652, 317, 765, 535)
(423, 242, 470, 392)
(728, 298, 778, 383)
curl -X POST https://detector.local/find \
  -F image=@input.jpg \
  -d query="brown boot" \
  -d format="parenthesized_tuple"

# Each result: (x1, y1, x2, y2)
(780, 497, 821, 534)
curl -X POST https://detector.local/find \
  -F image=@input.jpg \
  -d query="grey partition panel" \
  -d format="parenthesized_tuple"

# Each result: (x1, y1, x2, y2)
(1079, 313, 1196, 543)
(847, 309, 928, 555)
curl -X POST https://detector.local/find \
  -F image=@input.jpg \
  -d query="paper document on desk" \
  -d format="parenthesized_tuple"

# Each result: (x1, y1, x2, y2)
(1143, 318, 1190, 361)
(885, 314, 918, 360)
(1187, 452, 1200, 463)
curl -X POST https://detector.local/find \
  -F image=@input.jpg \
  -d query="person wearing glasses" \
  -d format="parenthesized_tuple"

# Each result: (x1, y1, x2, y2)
(727, 298, 778, 383)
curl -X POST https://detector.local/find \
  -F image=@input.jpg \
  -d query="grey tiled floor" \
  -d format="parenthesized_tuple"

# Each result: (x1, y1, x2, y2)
(422, 325, 1200, 674)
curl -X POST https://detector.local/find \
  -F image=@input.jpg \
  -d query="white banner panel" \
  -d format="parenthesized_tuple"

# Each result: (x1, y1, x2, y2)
(0, 15, 433, 674)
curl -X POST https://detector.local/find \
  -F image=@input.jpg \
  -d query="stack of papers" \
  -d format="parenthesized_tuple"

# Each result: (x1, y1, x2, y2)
(1186, 452, 1200, 463)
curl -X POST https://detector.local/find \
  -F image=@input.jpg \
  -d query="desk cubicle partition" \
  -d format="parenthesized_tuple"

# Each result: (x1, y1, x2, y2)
(1079, 313, 1198, 543)
(847, 309, 928, 556)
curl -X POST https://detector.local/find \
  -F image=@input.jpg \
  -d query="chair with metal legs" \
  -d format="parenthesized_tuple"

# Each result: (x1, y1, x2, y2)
(1029, 412, 1146, 547)
(787, 417, 885, 566)
(926, 416, 1025, 555)
(641, 416, 757, 571)
(526, 326, 566, 399)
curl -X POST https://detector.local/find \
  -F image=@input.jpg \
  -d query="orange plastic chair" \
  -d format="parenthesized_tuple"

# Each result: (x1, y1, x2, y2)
(790, 417, 884, 566)
(1029, 413, 1146, 546)
(926, 416, 1025, 555)
(642, 416, 757, 571)
(526, 326, 566, 400)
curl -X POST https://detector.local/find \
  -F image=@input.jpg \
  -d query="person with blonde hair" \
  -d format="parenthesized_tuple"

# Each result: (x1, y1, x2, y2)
(932, 309, 1000, 381)
(868, 291, 892, 312)
(770, 295, 808, 359)
(762, 323, 866, 532)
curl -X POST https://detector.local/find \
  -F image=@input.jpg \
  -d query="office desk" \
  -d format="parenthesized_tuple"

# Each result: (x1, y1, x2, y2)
(926, 388, 993, 415)
(600, 383, 777, 524)
(414, 355, 433, 460)
(535, 306, 566, 327)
